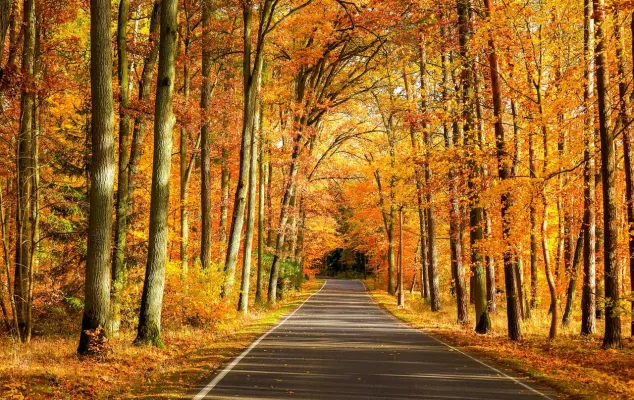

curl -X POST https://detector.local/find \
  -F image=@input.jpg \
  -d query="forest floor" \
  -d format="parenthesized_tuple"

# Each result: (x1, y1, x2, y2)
(0, 278, 324, 400)
(369, 281, 634, 400)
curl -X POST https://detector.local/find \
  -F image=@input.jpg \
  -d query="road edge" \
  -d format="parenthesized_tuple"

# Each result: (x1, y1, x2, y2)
(191, 279, 328, 399)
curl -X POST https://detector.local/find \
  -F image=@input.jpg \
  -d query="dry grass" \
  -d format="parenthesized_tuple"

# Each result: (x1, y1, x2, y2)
(0, 279, 324, 400)
(369, 282, 634, 400)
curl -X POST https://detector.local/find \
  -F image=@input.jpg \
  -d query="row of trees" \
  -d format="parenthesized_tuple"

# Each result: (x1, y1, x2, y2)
(0, 0, 394, 354)
(2, 0, 634, 358)
(335, 0, 634, 349)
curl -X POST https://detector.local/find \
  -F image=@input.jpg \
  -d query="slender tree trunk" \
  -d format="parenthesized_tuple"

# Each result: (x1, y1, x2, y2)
(110, 0, 130, 337)
(220, 146, 229, 243)
(484, 208, 496, 313)
(223, 2, 264, 298)
(135, 0, 178, 348)
(78, 0, 115, 354)
(255, 125, 266, 304)
(614, 5, 634, 338)
(413, 46, 429, 300)
(594, 0, 622, 348)
(397, 208, 405, 307)
(268, 150, 300, 304)
(563, 231, 584, 326)
(238, 79, 262, 313)
(179, 17, 191, 278)
(442, 44, 467, 323)
(420, 49, 439, 311)
(482, 0, 520, 339)
(266, 161, 274, 247)
(121, 0, 160, 263)
(14, 0, 36, 342)
(200, 0, 213, 271)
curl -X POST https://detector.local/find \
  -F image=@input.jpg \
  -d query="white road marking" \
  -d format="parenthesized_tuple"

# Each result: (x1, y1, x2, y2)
(191, 280, 327, 400)
(361, 282, 554, 400)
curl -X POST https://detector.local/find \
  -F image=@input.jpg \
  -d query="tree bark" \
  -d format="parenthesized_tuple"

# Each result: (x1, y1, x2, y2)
(110, 0, 130, 338)
(78, 0, 115, 354)
(116, 0, 160, 277)
(594, 0, 621, 348)
(223, 1, 265, 298)
(14, 0, 36, 342)
(615, 4, 634, 337)
(255, 119, 267, 304)
(563, 231, 584, 326)
(238, 77, 262, 313)
(135, 0, 178, 348)
(200, 0, 213, 271)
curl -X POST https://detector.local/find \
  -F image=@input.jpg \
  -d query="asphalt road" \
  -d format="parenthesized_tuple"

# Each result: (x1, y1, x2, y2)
(191, 279, 556, 400)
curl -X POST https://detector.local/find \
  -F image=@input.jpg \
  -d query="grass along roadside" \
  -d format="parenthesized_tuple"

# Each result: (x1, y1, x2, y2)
(368, 284, 634, 400)
(1, 278, 324, 400)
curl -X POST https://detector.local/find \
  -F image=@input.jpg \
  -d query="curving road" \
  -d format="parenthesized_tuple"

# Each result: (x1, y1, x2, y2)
(191, 279, 556, 400)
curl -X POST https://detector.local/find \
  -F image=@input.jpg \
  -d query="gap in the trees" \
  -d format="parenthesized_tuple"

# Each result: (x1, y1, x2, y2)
(320, 248, 370, 279)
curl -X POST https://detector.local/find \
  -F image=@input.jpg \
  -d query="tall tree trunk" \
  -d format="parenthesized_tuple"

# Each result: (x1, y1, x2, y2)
(223, 2, 264, 298)
(594, 0, 622, 348)
(200, 0, 213, 271)
(110, 0, 130, 338)
(238, 78, 262, 313)
(457, 0, 487, 329)
(120, 0, 160, 270)
(397, 208, 405, 307)
(14, 0, 36, 342)
(179, 8, 192, 278)
(482, 0, 520, 339)
(255, 124, 266, 304)
(135, 0, 178, 348)
(266, 160, 274, 247)
(413, 45, 429, 300)
(442, 43, 467, 323)
(78, 0, 115, 354)
(580, 0, 596, 332)
(615, 5, 634, 338)
(268, 148, 300, 304)
(420, 47, 439, 311)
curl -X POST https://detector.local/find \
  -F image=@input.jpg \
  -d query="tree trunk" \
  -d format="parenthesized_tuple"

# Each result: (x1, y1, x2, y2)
(14, 0, 36, 342)
(615, 5, 634, 338)
(78, 0, 115, 354)
(397, 208, 404, 307)
(441, 44, 467, 323)
(220, 146, 229, 243)
(563, 231, 584, 326)
(255, 124, 266, 304)
(118, 0, 160, 272)
(484, 208, 496, 313)
(200, 0, 213, 271)
(268, 150, 300, 304)
(594, 0, 622, 348)
(223, 2, 263, 299)
(110, 0, 130, 338)
(135, 0, 178, 348)
(238, 77, 262, 313)
(482, 0, 520, 339)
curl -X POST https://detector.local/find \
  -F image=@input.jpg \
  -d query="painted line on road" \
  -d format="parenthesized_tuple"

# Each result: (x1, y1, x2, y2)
(192, 280, 328, 400)
(360, 282, 554, 400)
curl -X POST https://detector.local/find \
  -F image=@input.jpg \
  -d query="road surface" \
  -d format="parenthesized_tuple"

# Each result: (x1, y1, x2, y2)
(191, 279, 556, 399)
